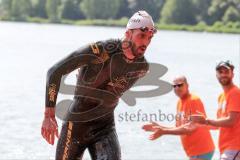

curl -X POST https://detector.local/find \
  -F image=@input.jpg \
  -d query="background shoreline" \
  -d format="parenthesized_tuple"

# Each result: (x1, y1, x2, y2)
(1, 18, 240, 34)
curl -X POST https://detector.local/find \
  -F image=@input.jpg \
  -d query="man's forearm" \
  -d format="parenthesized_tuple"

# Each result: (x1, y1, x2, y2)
(162, 126, 193, 135)
(206, 117, 235, 128)
(158, 124, 174, 129)
(45, 45, 96, 108)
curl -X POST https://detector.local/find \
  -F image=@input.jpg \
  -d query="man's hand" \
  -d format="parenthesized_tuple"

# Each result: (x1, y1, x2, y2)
(41, 107, 59, 145)
(149, 127, 165, 140)
(191, 112, 240, 128)
(142, 122, 160, 132)
(190, 114, 207, 124)
(142, 122, 166, 140)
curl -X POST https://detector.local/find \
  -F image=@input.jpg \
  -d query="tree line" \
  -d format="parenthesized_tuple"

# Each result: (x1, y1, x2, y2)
(0, 0, 239, 26)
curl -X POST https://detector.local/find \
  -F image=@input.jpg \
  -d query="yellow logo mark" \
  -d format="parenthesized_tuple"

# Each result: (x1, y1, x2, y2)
(62, 121, 73, 160)
(48, 84, 56, 102)
(91, 51, 110, 64)
(90, 43, 100, 55)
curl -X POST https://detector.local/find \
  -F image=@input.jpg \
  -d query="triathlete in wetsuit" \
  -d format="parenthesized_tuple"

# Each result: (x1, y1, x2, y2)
(41, 10, 157, 160)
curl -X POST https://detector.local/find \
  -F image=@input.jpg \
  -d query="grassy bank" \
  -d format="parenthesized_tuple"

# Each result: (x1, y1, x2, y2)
(2, 17, 240, 34)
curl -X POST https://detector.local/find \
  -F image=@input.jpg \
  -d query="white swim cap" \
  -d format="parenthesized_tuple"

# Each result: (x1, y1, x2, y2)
(126, 10, 155, 30)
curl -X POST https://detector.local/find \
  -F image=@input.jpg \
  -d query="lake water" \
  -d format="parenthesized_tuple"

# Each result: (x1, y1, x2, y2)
(0, 21, 239, 160)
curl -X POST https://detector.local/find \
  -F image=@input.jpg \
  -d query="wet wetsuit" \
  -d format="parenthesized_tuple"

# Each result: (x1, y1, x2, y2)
(45, 39, 149, 160)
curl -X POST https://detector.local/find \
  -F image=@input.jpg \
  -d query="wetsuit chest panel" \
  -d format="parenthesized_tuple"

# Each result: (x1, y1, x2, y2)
(106, 53, 148, 96)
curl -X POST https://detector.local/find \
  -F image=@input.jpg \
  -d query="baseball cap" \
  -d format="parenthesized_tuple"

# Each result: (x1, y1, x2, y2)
(216, 60, 234, 71)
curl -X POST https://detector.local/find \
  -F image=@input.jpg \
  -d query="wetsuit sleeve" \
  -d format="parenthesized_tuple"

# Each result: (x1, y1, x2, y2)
(45, 43, 104, 108)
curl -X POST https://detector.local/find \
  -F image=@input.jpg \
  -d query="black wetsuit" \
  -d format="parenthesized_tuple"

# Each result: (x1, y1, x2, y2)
(45, 39, 149, 160)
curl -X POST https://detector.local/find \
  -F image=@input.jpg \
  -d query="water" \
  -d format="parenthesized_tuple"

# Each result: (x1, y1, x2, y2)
(0, 21, 239, 160)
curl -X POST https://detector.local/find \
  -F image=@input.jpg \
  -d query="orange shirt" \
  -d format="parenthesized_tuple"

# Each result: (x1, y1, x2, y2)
(217, 85, 240, 153)
(176, 94, 215, 156)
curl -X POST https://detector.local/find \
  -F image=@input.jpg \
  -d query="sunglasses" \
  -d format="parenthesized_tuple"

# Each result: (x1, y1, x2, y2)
(140, 27, 157, 34)
(172, 83, 184, 88)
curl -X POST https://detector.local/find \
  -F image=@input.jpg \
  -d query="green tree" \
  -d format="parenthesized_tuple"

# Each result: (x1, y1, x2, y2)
(10, 0, 32, 21)
(61, 0, 84, 20)
(115, 0, 131, 19)
(128, 0, 165, 21)
(222, 6, 240, 22)
(46, 0, 60, 22)
(32, 0, 47, 18)
(160, 0, 196, 25)
(0, 0, 12, 18)
(208, 0, 240, 24)
(192, 0, 211, 24)
(80, 0, 121, 19)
